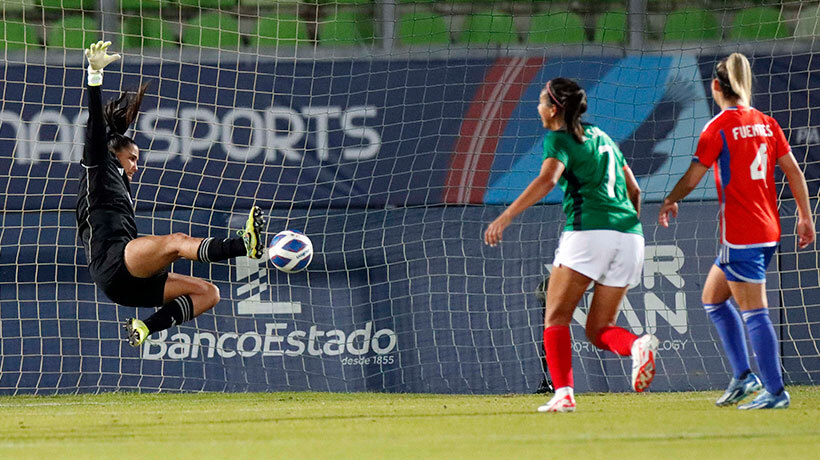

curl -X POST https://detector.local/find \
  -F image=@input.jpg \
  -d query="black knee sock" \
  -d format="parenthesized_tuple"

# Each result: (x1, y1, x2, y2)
(144, 295, 195, 334)
(197, 237, 245, 263)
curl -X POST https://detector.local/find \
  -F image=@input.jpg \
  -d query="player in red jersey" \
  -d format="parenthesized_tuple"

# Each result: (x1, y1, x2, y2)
(659, 53, 815, 409)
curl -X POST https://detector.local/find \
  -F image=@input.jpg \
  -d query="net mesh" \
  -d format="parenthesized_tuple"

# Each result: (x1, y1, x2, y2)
(1, 0, 819, 394)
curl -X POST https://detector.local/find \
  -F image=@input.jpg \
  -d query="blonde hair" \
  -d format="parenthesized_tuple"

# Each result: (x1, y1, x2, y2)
(715, 53, 753, 106)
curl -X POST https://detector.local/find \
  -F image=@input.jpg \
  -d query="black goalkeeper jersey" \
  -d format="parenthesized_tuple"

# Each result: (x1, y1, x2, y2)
(75, 85, 137, 272)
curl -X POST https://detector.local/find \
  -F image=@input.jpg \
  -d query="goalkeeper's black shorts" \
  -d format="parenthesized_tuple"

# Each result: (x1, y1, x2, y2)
(89, 239, 168, 308)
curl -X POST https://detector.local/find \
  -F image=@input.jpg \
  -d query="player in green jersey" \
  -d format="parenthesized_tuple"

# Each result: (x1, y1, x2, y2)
(485, 78, 658, 412)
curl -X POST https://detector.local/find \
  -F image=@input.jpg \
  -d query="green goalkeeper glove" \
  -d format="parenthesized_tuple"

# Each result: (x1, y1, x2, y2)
(84, 40, 121, 87)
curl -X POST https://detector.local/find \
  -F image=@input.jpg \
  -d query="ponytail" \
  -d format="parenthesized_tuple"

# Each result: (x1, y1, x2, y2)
(103, 82, 149, 153)
(715, 53, 752, 106)
(545, 78, 587, 143)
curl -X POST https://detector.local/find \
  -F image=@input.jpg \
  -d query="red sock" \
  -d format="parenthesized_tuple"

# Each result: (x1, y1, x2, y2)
(543, 326, 573, 389)
(595, 326, 638, 356)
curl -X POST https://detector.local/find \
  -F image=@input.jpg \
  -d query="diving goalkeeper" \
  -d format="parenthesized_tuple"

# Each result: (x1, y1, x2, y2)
(75, 41, 265, 347)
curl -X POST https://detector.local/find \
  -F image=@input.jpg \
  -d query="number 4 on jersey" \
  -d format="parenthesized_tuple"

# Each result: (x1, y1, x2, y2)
(750, 144, 768, 180)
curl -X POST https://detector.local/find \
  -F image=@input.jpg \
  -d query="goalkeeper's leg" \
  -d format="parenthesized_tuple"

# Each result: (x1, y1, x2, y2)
(123, 206, 265, 278)
(125, 273, 219, 347)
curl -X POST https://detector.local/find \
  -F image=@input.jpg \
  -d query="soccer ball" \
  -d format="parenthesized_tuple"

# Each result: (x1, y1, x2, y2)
(268, 230, 314, 273)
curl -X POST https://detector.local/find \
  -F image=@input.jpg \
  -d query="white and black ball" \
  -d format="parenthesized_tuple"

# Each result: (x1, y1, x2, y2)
(268, 230, 313, 273)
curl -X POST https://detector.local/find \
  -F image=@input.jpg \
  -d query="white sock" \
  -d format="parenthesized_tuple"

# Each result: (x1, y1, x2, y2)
(554, 386, 574, 399)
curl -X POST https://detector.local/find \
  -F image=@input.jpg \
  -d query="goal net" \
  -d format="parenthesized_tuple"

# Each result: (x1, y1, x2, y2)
(1, 0, 818, 394)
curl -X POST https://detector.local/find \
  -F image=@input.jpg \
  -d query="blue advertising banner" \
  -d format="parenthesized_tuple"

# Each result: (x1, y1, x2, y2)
(2, 202, 816, 394)
(2, 55, 819, 209)
(0, 59, 491, 211)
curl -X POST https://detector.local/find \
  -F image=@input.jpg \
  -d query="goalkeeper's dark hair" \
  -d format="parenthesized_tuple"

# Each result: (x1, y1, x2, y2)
(103, 82, 150, 153)
(545, 78, 587, 144)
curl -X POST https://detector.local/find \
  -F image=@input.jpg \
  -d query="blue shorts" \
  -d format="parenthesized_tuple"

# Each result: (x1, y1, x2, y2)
(715, 245, 777, 284)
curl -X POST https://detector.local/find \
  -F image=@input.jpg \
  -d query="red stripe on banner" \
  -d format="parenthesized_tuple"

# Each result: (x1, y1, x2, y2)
(444, 57, 546, 204)
(444, 57, 519, 204)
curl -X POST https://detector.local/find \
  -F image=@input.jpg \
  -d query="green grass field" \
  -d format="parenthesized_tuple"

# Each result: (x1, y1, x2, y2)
(1, 388, 819, 459)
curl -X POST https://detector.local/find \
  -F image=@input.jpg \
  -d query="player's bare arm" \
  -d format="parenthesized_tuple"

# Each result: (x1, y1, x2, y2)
(484, 158, 564, 247)
(658, 161, 709, 227)
(623, 165, 641, 218)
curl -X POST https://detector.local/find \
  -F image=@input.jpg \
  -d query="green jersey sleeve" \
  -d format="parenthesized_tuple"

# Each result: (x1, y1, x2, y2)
(542, 133, 569, 167)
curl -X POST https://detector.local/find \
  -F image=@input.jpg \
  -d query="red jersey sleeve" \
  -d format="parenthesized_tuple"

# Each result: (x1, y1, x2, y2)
(769, 116, 791, 160)
(694, 122, 721, 167)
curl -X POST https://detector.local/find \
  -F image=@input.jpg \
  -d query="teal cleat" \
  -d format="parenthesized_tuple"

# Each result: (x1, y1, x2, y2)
(738, 389, 790, 410)
(123, 318, 149, 347)
(238, 205, 265, 259)
(716, 372, 763, 406)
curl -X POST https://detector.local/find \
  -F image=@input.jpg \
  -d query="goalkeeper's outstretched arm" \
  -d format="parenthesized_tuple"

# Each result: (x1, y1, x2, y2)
(82, 40, 120, 168)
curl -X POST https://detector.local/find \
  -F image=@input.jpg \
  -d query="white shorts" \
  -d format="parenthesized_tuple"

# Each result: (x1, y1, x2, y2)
(553, 230, 644, 288)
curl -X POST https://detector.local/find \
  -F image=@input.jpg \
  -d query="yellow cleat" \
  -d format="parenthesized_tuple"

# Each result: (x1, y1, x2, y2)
(123, 318, 149, 347)
(239, 205, 265, 259)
